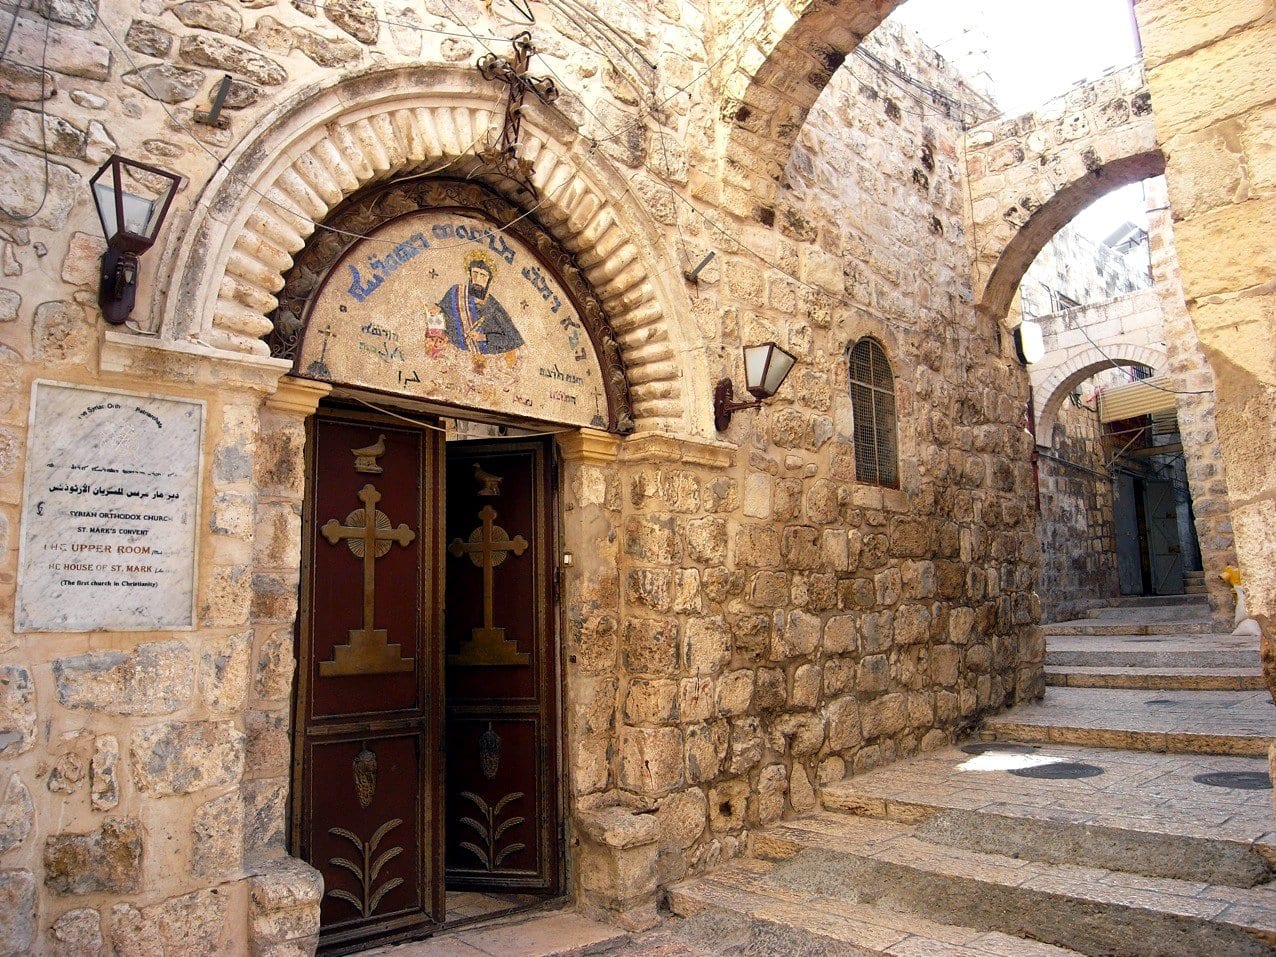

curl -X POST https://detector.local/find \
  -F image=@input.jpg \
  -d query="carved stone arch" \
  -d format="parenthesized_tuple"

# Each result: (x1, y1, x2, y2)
(1035, 344, 1165, 439)
(269, 178, 636, 432)
(157, 65, 706, 435)
(714, 0, 905, 207)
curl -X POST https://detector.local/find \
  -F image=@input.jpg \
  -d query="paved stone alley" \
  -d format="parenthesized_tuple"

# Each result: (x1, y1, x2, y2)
(359, 594, 1275, 957)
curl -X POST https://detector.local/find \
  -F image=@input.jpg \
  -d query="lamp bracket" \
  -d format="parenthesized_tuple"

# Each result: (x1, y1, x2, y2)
(713, 378, 762, 432)
(99, 248, 139, 326)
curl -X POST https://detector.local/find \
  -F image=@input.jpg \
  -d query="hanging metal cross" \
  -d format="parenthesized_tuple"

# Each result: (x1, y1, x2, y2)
(448, 504, 531, 666)
(476, 31, 560, 196)
(319, 483, 417, 676)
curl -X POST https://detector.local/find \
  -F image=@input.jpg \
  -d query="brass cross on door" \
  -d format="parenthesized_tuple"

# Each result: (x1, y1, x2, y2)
(448, 505, 530, 666)
(319, 483, 416, 676)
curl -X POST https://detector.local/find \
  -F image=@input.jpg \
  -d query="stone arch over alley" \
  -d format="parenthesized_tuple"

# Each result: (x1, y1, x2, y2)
(963, 65, 1163, 320)
(1031, 289, 1168, 438)
(717, 3, 1163, 322)
(160, 65, 708, 435)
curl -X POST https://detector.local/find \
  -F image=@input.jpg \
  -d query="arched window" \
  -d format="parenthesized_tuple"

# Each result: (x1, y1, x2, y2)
(849, 338, 899, 488)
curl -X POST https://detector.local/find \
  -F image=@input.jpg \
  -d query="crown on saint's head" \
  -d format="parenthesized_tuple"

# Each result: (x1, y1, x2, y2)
(464, 249, 497, 273)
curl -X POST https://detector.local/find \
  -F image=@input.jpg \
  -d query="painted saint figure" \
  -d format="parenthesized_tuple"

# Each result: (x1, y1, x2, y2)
(427, 250, 523, 372)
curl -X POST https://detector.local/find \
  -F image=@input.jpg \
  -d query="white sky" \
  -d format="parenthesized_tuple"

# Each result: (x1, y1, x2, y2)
(889, 0, 1146, 241)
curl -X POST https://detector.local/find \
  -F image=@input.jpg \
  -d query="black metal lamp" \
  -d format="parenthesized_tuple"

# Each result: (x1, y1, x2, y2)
(714, 342, 798, 431)
(90, 155, 181, 325)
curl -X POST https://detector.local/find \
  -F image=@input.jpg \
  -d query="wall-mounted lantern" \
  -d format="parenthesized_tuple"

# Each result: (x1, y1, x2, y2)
(714, 342, 798, 431)
(90, 155, 181, 325)
(1014, 320, 1046, 365)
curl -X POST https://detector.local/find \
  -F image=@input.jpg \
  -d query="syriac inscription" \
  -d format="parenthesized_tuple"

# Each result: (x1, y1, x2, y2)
(16, 383, 205, 632)
(298, 210, 608, 430)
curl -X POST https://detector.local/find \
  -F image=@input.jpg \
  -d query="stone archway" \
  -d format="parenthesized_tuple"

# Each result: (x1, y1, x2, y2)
(1035, 345, 1165, 440)
(714, 0, 906, 213)
(157, 64, 707, 436)
(964, 66, 1164, 319)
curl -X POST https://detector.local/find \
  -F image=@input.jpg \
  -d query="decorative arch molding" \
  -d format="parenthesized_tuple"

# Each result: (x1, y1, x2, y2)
(158, 64, 704, 435)
(1035, 343, 1166, 440)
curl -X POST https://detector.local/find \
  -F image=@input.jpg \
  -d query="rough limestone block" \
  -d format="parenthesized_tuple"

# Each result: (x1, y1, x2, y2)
(43, 819, 143, 895)
(575, 805, 660, 931)
(193, 791, 244, 878)
(131, 720, 245, 796)
(49, 908, 102, 957)
(55, 641, 195, 716)
(109, 888, 231, 957)
(0, 869, 34, 956)
(0, 668, 34, 758)
(91, 736, 119, 811)
(0, 776, 31, 854)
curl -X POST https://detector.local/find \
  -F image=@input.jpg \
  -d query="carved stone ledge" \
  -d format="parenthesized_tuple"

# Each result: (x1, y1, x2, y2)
(100, 331, 292, 395)
(557, 428, 621, 465)
(617, 433, 735, 469)
(574, 805, 660, 932)
(264, 376, 332, 417)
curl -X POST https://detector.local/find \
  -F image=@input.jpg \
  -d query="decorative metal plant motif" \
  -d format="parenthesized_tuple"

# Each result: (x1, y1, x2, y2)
(478, 725, 502, 780)
(353, 748, 378, 808)
(458, 791, 525, 871)
(327, 818, 404, 917)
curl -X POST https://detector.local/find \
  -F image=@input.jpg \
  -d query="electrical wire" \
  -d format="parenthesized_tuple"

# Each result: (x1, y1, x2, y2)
(91, 6, 1094, 357)
(1071, 313, 1213, 397)
(352, 393, 571, 438)
(93, 12, 578, 257)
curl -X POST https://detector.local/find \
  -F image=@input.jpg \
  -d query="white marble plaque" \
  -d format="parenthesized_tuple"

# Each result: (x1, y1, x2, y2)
(16, 382, 205, 632)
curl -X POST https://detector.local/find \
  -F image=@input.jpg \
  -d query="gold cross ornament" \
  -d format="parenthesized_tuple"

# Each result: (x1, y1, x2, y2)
(447, 505, 530, 666)
(318, 483, 417, 676)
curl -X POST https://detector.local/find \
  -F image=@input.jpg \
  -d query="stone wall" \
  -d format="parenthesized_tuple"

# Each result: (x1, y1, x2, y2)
(963, 63, 1163, 319)
(1035, 400, 1119, 622)
(1132, 0, 1275, 796)
(0, 3, 1045, 953)
(1142, 177, 1237, 616)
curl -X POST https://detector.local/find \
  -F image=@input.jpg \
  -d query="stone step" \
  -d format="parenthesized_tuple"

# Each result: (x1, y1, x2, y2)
(1046, 665, 1266, 690)
(1084, 604, 1214, 622)
(1044, 620, 1215, 636)
(981, 687, 1276, 756)
(821, 744, 1275, 887)
(1045, 637, 1260, 670)
(742, 814, 1276, 957)
(1184, 571, 1206, 583)
(1108, 594, 1210, 608)
(666, 859, 1086, 957)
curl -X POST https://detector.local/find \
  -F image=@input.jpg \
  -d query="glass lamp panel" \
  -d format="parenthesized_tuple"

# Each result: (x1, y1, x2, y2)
(1017, 321, 1046, 365)
(742, 344, 771, 395)
(92, 181, 119, 241)
(761, 346, 796, 396)
(93, 184, 160, 241)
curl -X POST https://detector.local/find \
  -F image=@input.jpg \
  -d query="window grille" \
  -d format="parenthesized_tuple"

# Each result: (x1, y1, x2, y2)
(848, 338, 899, 488)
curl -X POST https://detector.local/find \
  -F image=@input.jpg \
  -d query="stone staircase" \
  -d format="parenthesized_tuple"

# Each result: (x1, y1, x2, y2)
(664, 596, 1276, 957)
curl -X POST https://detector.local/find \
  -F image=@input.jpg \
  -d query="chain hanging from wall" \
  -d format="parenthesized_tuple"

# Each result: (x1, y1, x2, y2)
(476, 31, 560, 197)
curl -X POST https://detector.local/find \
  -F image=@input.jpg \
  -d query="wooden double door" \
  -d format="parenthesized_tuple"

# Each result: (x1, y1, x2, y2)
(291, 409, 560, 953)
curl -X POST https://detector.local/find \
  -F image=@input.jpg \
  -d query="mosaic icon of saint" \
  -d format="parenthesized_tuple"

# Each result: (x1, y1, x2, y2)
(426, 250, 523, 372)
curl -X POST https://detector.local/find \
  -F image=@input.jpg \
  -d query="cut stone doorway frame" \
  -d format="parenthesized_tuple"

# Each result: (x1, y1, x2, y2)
(254, 378, 652, 953)
(292, 400, 569, 952)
